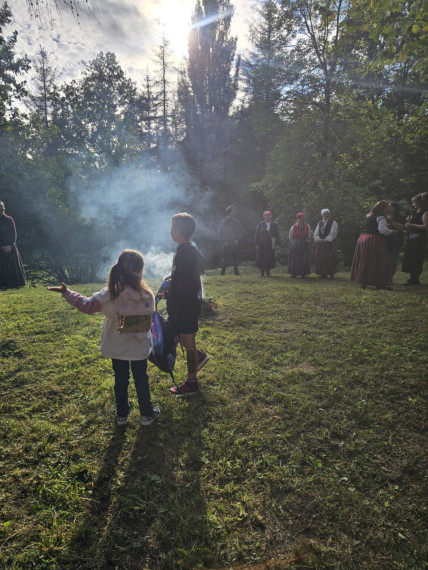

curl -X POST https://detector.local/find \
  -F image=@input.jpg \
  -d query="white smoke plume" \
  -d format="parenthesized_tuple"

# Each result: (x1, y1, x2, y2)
(67, 154, 216, 281)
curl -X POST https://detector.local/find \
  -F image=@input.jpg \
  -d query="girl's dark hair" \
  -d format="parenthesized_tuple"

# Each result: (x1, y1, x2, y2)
(108, 249, 149, 300)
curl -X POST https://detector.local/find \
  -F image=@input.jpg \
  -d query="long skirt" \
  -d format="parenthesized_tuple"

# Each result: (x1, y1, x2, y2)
(402, 234, 426, 278)
(288, 239, 311, 276)
(315, 240, 337, 276)
(0, 247, 27, 289)
(255, 242, 276, 272)
(350, 234, 388, 287)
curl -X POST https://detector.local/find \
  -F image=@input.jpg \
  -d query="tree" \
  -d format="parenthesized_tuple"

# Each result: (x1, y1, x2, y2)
(27, 46, 57, 127)
(251, 0, 427, 265)
(52, 52, 141, 168)
(232, 0, 295, 196)
(284, 0, 352, 159)
(139, 71, 158, 153)
(179, 0, 240, 195)
(0, 2, 30, 120)
(153, 36, 174, 148)
(242, 0, 294, 113)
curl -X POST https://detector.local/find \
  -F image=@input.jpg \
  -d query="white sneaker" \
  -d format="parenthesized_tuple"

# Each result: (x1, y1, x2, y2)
(141, 406, 160, 426)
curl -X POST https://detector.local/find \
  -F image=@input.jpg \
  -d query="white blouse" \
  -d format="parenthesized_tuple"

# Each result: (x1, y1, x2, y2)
(314, 220, 338, 242)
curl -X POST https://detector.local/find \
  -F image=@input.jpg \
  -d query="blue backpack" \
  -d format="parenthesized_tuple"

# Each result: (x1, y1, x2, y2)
(148, 279, 179, 382)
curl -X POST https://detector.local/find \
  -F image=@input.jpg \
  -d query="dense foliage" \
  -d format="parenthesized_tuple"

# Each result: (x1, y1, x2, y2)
(0, 0, 427, 280)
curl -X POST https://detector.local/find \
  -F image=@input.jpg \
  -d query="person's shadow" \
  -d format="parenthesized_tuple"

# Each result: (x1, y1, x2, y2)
(65, 391, 211, 569)
(65, 425, 127, 564)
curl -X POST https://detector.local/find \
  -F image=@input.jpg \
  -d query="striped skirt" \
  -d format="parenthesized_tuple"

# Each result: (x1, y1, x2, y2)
(315, 240, 337, 276)
(288, 239, 311, 276)
(350, 234, 389, 287)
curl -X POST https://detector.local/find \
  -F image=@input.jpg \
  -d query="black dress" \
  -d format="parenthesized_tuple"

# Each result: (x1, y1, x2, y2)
(0, 215, 26, 289)
(402, 209, 427, 281)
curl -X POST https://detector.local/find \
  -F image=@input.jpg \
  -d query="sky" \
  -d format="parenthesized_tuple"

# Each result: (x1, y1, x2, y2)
(9, 0, 260, 88)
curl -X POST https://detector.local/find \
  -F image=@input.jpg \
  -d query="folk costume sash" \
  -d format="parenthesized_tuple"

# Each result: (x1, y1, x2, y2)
(318, 217, 335, 240)
(293, 222, 309, 239)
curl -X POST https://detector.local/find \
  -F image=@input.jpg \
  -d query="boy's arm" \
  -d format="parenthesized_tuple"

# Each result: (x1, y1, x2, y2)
(218, 219, 225, 242)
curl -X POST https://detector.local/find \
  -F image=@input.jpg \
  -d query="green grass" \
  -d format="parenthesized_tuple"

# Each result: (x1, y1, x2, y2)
(0, 266, 427, 569)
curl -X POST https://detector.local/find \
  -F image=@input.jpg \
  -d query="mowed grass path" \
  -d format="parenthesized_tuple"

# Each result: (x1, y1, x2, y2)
(0, 267, 427, 569)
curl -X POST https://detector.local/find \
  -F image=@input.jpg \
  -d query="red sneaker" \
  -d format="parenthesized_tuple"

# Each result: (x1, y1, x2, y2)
(169, 379, 199, 397)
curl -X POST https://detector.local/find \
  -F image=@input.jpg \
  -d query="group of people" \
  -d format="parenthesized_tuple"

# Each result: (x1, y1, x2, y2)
(351, 193, 428, 289)
(218, 206, 339, 280)
(218, 197, 427, 288)
(2, 196, 427, 428)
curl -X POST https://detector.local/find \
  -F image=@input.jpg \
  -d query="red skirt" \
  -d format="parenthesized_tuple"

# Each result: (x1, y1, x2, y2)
(315, 240, 337, 276)
(350, 234, 389, 287)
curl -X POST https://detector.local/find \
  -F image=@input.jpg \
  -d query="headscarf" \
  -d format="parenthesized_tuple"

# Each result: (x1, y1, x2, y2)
(263, 210, 272, 217)
(296, 212, 305, 219)
(321, 209, 330, 215)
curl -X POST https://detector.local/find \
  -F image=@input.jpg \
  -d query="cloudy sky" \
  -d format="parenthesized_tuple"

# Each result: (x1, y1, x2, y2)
(9, 0, 260, 88)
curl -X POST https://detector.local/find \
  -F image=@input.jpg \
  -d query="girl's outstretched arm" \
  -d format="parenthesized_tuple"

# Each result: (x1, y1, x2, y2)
(47, 283, 101, 314)
(46, 282, 68, 294)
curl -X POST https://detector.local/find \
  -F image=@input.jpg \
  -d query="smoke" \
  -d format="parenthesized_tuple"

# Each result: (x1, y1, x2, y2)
(67, 153, 217, 281)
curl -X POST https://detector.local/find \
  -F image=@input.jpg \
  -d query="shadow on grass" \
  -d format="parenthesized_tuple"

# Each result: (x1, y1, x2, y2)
(63, 425, 127, 566)
(64, 394, 212, 570)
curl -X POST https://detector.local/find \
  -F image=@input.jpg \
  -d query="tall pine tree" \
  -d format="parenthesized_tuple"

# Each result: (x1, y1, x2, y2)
(179, 0, 240, 195)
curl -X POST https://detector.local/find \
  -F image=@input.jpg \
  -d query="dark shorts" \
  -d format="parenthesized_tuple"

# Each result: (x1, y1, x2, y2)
(169, 308, 199, 335)
(172, 315, 199, 335)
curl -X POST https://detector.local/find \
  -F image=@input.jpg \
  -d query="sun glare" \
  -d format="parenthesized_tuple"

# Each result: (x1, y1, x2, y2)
(154, 2, 193, 60)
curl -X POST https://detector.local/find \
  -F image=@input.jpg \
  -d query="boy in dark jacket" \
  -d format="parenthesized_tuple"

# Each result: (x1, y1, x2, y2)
(167, 213, 209, 396)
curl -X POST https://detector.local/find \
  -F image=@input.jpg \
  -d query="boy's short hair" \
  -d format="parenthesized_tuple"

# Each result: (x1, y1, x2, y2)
(226, 205, 236, 215)
(171, 212, 196, 239)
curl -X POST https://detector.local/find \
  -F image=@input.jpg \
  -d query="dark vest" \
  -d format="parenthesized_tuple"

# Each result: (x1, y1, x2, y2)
(318, 218, 335, 239)
(363, 213, 380, 235)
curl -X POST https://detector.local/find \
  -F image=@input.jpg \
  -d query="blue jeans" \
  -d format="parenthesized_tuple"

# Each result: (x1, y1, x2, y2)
(112, 358, 152, 417)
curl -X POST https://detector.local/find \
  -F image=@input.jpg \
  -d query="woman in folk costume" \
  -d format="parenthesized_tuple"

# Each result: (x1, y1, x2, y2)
(255, 210, 280, 277)
(288, 212, 311, 278)
(385, 202, 405, 286)
(350, 200, 398, 289)
(0, 201, 26, 289)
(314, 209, 338, 279)
(401, 192, 428, 285)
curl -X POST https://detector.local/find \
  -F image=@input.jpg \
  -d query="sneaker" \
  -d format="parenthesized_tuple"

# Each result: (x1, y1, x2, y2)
(141, 406, 160, 426)
(116, 416, 128, 426)
(170, 379, 199, 397)
(197, 349, 210, 371)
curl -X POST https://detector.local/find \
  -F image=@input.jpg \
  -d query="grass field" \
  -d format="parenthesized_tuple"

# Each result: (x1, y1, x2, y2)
(0, 265, 427, 569)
